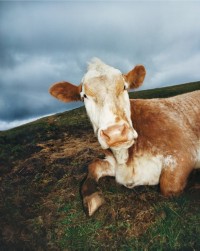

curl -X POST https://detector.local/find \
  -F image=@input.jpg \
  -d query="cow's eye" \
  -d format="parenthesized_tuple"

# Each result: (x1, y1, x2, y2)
(124, 83, 129, 91)
(80, 92, 87, 101)
(81, 94, 87, 101)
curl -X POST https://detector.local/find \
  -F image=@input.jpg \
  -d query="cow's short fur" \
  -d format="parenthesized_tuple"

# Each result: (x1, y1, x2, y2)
(50, 58, 200, 216)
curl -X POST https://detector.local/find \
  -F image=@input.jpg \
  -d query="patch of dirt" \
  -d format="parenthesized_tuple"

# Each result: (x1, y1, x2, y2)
(0, 120, 103, 250)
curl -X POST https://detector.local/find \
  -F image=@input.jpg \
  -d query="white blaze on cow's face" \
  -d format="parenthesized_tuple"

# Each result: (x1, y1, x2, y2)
(49, 58, 146, 151)
(80, 60, 138, 150)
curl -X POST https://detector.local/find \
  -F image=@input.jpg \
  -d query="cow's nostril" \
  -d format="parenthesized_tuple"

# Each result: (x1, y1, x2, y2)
(121, 124, 128, 136)
(100, 129, 110, 142)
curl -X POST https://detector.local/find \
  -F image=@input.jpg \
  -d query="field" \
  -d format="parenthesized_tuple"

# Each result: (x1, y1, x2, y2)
(0, 82, 200, 250)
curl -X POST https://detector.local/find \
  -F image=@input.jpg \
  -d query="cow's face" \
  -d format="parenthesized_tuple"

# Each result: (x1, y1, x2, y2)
(50, 59, 146, 150)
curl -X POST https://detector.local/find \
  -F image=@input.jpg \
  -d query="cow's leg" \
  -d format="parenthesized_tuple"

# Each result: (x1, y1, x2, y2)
(160, 159, 193, 196)
(81, 156, 116, 216)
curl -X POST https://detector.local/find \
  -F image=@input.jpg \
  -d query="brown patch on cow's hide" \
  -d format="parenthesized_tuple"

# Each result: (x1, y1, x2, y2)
(130, 99, 197, 156)
(160, 154, 194, 196)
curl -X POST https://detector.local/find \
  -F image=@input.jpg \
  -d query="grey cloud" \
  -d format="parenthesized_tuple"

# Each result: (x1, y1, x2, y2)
(0, 1, 200, 129)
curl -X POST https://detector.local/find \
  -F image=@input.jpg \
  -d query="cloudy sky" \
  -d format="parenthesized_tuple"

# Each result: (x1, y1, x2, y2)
(0, 1, 200, 130)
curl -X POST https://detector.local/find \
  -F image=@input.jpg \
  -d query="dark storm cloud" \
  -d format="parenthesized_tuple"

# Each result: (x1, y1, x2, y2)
(0, 1, 200, 130)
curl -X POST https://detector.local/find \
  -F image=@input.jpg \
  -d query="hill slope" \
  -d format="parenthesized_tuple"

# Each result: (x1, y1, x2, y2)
(0, 82, 200, 250)
(130, 80, 200, 99)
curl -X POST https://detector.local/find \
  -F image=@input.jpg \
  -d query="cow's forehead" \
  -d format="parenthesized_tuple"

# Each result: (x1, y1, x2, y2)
(82, 58, 123, 92)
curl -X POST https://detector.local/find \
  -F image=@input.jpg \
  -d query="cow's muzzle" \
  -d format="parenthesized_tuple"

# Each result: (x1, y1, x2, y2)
(99, 123, 138, 149)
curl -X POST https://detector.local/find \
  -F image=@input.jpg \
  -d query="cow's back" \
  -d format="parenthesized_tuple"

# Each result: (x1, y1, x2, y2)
(165, 90, 200, 138)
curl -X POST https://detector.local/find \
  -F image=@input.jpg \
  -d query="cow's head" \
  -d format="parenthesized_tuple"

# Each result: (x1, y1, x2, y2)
(49, 58, 146, 150)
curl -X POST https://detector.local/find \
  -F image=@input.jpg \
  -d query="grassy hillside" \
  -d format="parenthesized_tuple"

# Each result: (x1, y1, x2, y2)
(0, 82, 200, 250)
(130, 80, 200, 99)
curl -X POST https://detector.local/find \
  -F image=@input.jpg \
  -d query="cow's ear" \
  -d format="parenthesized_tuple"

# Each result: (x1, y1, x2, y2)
(49, 81, 82, 102)
(124, 65, 146, 89)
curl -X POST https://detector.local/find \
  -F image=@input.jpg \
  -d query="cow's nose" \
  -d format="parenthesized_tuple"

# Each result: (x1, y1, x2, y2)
(100, 123, 130, 147)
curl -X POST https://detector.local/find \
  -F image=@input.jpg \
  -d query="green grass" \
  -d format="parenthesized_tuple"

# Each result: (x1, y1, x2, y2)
(55, 195, 200, 250)
(141, 199, 200, 250)
(53, 196, 104, 250)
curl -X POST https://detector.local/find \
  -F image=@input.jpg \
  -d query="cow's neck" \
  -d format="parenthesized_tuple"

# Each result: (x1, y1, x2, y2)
(112, 148, 129, 164)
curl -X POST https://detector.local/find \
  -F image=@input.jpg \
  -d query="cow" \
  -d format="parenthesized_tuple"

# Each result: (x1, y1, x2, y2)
(49, 58, 200, 216)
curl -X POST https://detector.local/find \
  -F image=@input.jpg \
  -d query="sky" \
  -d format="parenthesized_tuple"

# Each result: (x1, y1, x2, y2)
(0, 1, 200, 130)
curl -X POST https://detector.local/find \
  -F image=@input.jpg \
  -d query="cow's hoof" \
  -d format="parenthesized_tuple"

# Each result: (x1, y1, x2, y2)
(83, 192, 105, 216)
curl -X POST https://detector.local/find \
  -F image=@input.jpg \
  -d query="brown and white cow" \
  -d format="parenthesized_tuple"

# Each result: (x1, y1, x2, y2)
(49, 58, 200, 216)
